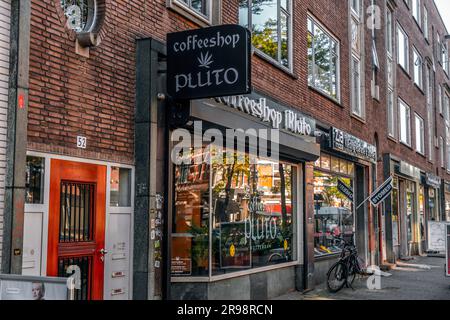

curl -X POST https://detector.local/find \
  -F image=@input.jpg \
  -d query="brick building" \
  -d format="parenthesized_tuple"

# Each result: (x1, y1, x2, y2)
(0, 0, 449, 300)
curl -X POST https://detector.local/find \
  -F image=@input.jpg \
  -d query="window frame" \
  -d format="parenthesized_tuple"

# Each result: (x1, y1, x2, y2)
(307, 13, 341, 103)
(412, 0, 421, 29)
(413, 47, 423, 89)
(397, 23, 410, 73)
(170, 146, 302, 282)
(351, 55, 363, 117)
(399, 99, 412, 147)
(240, 0, 293, 71)
(414, 113, 425, 155)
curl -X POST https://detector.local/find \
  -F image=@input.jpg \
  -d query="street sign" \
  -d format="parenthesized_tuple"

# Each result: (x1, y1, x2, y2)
(369, 176, 393, 207)
(446, 224, 450, 277)
(337, 179, 353, 202)
(167, 24, 252, 100)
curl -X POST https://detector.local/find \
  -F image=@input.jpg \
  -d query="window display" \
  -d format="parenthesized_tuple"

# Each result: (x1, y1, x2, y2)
(313, 154, 354, 257)
(171, 147, 296, 278)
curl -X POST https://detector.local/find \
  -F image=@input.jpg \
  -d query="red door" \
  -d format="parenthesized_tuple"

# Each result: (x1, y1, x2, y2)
(47, 159, 106, 300)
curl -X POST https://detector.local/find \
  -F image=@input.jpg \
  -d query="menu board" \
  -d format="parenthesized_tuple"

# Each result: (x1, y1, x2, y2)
(428, 221, 447, 252)
(219, 222, 251, 269)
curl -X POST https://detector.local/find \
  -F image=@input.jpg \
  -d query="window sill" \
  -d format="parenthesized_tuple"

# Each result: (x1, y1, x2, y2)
(167, 0, 212, 27)
(398, 64, 411, 79)
(314, 252, 341, 261)
(416, 151, 426, 158)
(254, 49, 297, 79)
(400, 140, 413, 150)
(308, 86, 342, 107)
(351, 113, 366, 124)
(388, 135, 398, 143)
(414, 83, 425, 95)
(170, 261, 300, 283)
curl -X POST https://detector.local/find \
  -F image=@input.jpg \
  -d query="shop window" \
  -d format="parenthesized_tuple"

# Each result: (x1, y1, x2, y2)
(26, 156, 45, 204)
(331, 156, 340, 173)
(307, 15, 340, 101)
(321, 154, 331, 170)
(171, 147, 296, 278)
(239, 0, 292, 69)
(419, 186, 425, 240)
(110, 167, 131, 207)
(313, 171, 354, 257)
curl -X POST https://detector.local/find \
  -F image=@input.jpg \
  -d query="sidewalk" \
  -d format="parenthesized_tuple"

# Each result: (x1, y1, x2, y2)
(274, 256, 450, 300)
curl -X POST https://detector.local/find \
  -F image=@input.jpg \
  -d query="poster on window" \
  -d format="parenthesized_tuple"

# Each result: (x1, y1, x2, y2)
(428, 221, 447, 252)
(219, 221, 251, 269)
(171, 236, 193, 276)
(0, 274, 69, 300)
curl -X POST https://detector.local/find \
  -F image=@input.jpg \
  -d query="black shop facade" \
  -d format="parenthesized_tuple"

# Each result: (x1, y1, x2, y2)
(311, 127, 377, 285)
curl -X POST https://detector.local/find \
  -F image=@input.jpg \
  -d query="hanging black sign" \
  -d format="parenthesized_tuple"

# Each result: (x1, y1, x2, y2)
(369, 176, 393, 206)
(337, 179, 353, 202)
(167, 24, 252, 100)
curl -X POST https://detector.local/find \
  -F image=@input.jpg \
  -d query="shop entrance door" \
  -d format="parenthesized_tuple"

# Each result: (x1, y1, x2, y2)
(47, 160, 107, 300)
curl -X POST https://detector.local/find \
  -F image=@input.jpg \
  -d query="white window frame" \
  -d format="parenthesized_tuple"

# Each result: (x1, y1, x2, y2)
(397, 23, 410, 73)
(308, 14, 341, 102)
(424, 6, 429, 40)
(412, 0, 421, 28)
(414, 113, 425, 155)
(399, 99, 411, 146)
(440, 136, 445, 168)
(413, 47, 422, 88)
(351, 55, 363, 117)
(387, 89, 396, 138)
(242, 0, 293, 71)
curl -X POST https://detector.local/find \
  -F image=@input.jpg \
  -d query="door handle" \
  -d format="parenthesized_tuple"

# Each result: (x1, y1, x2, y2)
(99, 248, 108, 255)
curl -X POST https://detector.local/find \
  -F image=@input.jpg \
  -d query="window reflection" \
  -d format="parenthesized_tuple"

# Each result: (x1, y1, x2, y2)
(26, 156, 45, 204)
(171, 147, 295, 277)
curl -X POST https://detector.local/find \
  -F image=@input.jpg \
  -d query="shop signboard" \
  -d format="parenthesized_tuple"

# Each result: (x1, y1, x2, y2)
(369, 176, 393, 207)
(330, 127, 377, 164)
(219, 221, 251, 269)
(399, 161, 421, 180)
(446, 224, 450, 277)
(426, 173, 441, 189)
(428, 221, 447, 252)
(337, 179, 354, 202)
(214, 93, 316, 138)
(167, 24, 251, 100)
(0, 274, 69, 300)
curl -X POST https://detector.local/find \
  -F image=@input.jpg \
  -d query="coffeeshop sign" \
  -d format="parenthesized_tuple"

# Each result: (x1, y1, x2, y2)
(167, 24, 251, 100)
(331, 127, 377, 164)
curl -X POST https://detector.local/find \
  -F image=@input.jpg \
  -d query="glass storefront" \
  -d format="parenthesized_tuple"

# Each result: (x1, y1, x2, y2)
(406, 181, 415, 245)
(419, 186, 425, 240)
(445, 191, 450, 222)
(313, 153, 355, 257)
(171, 146, 297, 278)
(428, 188, 440, 222)
(392, 177, 400, 246)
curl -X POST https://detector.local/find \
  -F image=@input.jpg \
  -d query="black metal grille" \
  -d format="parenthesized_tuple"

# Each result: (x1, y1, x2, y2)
(59, 182, 95, 243)
(58, 256, 92, 300)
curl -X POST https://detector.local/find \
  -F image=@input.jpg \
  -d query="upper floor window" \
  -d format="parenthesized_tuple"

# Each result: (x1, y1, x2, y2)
(239, 0, 292, 69)
(413, 48, 422, 88)
(437, 32, 441, 64)
(412, 0, 421, 28)
(177, 0, 209, 18)
(307, 15, 340, 101)
(386, 8, 393, 56)
(61, 0, 98, 33)
(399, 99, 411, 146)
(414, 113, 425, 154)
(443, 43, 449, 75)
(350, 0, 360, 15)
(397, 24, 409, 72)
(423, 7, 429, 40)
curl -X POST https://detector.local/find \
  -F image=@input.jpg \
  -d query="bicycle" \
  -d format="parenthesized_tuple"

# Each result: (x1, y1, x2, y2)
(326, 236, 366, 293)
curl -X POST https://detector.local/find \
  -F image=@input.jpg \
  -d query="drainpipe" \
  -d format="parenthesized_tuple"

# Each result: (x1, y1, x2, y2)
(1, 0, 31, 274)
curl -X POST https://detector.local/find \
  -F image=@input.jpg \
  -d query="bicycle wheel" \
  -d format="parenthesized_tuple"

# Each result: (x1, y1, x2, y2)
(327, 261, 347, 293)
(346, 262, 356, 286)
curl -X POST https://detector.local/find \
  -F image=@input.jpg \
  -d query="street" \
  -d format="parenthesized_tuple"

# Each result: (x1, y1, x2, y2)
(275, 256, 450, 300)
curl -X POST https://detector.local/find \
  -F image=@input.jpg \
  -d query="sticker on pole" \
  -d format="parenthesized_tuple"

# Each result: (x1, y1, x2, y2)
(369, 176, 393, 207)
(337, 179, 353, 202)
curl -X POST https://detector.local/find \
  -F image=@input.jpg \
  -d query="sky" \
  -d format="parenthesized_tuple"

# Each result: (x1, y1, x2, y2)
(435, 0, 450, 31)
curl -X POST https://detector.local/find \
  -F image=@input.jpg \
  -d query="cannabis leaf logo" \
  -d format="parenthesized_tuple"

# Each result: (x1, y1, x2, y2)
(198, 52, 213, 68)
